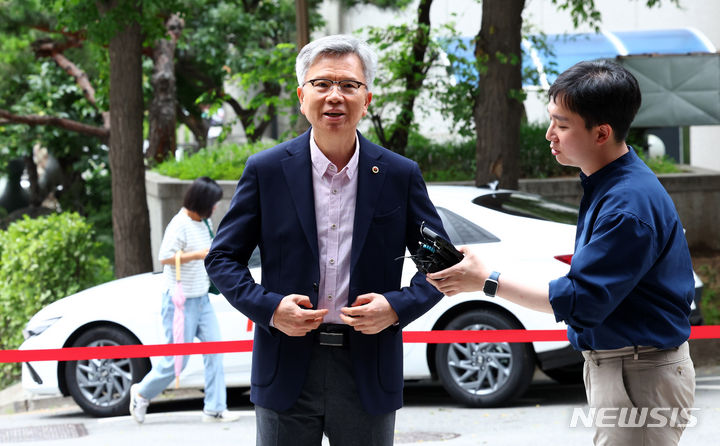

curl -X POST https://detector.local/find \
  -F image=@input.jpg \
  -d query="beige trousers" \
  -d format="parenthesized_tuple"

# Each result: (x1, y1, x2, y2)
(582, 342, 695, 446)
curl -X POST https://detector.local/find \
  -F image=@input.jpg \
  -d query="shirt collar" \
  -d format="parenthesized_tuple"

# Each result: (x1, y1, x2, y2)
(580, 146, 636, 190)
(309, 128, 360, 179)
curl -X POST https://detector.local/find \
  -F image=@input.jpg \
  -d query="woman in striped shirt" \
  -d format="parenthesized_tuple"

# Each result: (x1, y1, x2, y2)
(129, 177, 239, 423)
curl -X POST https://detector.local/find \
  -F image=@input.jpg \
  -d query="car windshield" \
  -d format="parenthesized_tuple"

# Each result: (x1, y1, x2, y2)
(436, 207, 500, 245)
(472, 192, 579, 225)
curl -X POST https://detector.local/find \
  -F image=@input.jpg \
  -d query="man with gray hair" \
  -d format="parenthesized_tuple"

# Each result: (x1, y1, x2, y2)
(206, 34, 447, 446)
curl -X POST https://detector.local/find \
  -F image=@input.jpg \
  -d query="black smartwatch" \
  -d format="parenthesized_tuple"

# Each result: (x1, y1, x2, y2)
(483, 271, 501, 297)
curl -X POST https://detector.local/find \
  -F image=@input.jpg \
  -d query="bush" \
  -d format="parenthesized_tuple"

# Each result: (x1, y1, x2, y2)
(636, 151, 683, 174)
(156, 128, 681, 183)
(401, 122, 577, 182)
(0, 212, 114, 387)
(153, 140, 277, 180)
(405, 132, 476, 182)
(698, 264, 720, 325)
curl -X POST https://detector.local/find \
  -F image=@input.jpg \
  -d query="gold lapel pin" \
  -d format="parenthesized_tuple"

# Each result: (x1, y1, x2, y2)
(371, 166, 379, 174)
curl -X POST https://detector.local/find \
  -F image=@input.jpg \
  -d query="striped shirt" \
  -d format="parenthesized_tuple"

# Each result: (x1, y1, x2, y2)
(310, 130, 359, 323)
(159, 209, 212, 298)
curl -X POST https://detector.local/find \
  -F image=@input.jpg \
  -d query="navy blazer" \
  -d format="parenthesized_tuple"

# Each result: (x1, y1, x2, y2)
(205, 129, 446, 415)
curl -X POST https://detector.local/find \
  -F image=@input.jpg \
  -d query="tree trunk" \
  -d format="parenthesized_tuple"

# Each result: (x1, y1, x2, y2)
(386, 0, 433, 156)
(295, 0, 309, 50)
(293, 0, 311, 134)
(104, 2, 153, 277)
(147, 14, 183, 164)
(473, 0, 525, 189)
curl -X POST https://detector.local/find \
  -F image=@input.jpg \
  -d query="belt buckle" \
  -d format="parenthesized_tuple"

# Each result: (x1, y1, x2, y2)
(319, 331, 345, 347)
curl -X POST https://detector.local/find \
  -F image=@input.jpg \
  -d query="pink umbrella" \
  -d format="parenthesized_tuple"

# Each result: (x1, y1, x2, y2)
(172, 251, 186, 388)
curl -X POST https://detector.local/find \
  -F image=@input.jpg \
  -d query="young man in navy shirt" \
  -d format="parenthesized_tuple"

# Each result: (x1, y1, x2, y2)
(428, 60, 695, 446)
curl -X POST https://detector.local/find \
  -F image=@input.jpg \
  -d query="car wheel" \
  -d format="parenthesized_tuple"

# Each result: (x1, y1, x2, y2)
(64, 326, 149, 417)
(434, 309, 535, 407)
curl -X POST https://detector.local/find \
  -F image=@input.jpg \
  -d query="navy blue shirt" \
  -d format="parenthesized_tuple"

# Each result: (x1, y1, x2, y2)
(549, 148, 694, 351)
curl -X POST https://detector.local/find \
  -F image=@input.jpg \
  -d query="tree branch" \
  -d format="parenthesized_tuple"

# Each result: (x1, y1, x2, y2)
(52, 53, 111, 129)
(177, 105, 209, 148)
(0, 108, 109, 143)
(224, 95, 255, 127)
(32, 38, 111, 129)
(30, 26, 86, 44)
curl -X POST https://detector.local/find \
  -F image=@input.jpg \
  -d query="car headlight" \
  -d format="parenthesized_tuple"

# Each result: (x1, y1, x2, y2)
(22, 316, 62, 340)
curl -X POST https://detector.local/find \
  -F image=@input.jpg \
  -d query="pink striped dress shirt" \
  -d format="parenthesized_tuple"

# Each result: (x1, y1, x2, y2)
(310, 130, 359, 324)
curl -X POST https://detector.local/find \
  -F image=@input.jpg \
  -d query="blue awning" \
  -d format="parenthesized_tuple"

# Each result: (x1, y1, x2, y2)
(446, 28, 716, 87)
(528, 28, 716, 86)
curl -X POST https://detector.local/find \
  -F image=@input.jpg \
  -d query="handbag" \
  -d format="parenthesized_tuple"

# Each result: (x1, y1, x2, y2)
(203, 219, 221, 295)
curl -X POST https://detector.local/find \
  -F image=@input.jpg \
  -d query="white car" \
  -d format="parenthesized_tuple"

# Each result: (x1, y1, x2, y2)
(19, 185, 703, 417)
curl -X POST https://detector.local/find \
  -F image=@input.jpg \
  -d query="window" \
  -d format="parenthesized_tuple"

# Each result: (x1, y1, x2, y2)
(472, 192, 578, 225)
(436, 207, 500, 245)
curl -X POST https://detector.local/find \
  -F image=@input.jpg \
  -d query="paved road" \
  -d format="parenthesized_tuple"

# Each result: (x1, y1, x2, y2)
(1, 372, 719, 445)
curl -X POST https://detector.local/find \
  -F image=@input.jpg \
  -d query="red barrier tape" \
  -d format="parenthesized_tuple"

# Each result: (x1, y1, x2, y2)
(2, 326, 718, 364)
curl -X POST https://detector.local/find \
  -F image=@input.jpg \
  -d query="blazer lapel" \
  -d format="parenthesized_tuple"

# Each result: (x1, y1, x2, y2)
(281, 131, 319, 261)
(351, 134, 387, 277)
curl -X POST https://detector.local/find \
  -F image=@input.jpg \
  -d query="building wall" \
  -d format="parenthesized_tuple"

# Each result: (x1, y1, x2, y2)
(690, 126, 720, 171)
(524, 0, 720, 47)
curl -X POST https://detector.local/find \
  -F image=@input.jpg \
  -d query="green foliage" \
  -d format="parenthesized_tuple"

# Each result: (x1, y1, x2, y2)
(0, 0, 116, 276)
(626, 129, 683, 174)
(404, 133, 475, 182)
(153, 139, 275, 180)
(434, 34, 483, 140)
(0, 59, 105, 161)
(0, 55, 113, 257)
(53, 0, 186, 46)
(0, 1, 53, 98)
(153, 122, 682, 184)
(79, 157, 115, 261)
(0, 212, 114, 387)
(520, 122, 682, 178)
(428, 28, 557, 141)
(636, 151, 683, 174)
(402, 121, 576, 182)
(362, 17, 443, 149)
(368, 120, 682, 183)
(698, 264, 720, 325)
(178, 0, 324, 142)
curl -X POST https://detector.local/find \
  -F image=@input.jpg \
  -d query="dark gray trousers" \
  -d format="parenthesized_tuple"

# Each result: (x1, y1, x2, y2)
(255, 343, 395, 446)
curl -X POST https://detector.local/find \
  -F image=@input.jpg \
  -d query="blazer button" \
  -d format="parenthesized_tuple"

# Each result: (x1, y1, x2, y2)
(313, 283, 319, 291)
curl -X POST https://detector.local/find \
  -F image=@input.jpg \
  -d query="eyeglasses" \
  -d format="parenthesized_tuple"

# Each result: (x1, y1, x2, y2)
(302, 78, 367, 95)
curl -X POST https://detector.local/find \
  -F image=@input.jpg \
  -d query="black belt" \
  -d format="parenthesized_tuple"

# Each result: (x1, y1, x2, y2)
(315, 324, 350, 347)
